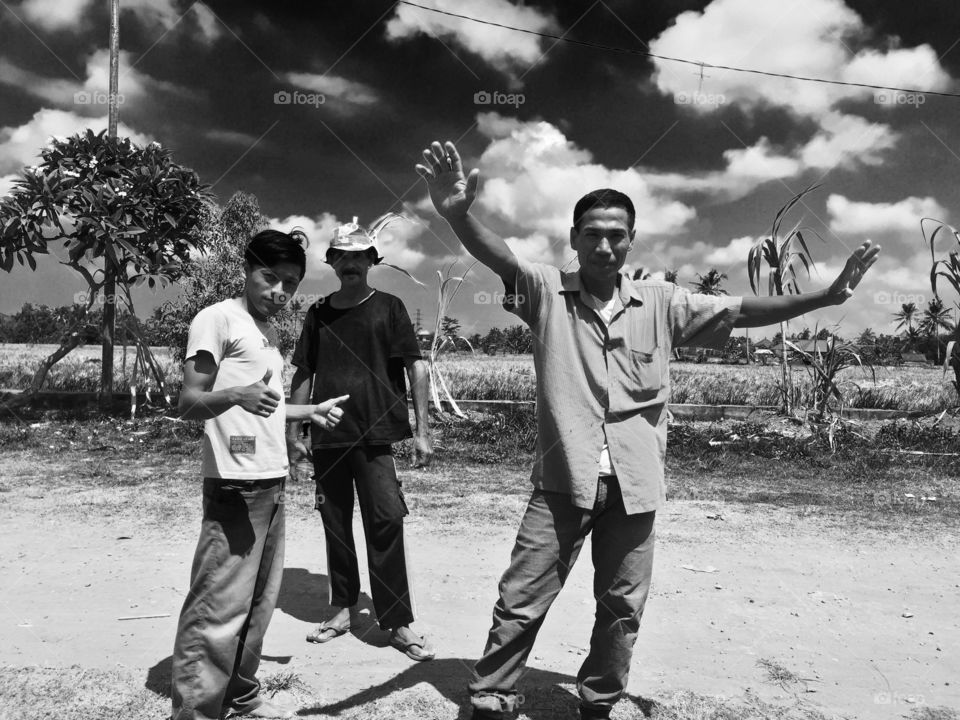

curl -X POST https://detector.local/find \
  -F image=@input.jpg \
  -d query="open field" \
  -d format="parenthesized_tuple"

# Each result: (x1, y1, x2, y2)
(2, 344, 955, 413)
(0, 413, 959, 719)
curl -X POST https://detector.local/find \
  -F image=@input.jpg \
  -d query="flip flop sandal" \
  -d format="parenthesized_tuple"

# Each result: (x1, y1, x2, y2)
(305, 621, 351, 643)
(389, 633, 436, 661)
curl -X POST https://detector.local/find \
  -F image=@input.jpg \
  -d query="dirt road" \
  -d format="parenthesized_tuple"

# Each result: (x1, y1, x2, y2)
(2, 490, 957, 719)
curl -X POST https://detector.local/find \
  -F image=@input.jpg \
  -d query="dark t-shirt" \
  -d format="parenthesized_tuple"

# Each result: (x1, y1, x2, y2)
(292, 291, 422, 448)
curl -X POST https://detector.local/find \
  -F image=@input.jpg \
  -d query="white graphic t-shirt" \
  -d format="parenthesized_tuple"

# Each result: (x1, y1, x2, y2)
(185, 297, 287, 479)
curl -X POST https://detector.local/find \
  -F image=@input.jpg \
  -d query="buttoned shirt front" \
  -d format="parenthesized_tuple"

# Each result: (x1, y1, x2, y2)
(506, 259, 742, 515)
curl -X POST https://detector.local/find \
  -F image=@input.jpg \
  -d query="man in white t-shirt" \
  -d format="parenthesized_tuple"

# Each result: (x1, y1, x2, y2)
(171, 229, 348, 720)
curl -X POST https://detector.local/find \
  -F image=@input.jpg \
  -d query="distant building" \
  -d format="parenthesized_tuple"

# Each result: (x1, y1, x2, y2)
(900, 352, 929, 365)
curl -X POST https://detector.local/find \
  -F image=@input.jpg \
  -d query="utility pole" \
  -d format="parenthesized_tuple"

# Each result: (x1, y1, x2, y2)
(100, 0, 120, 410)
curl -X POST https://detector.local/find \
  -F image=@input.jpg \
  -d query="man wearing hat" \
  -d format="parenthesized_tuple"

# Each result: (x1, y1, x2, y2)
(288, 215, 435, 661)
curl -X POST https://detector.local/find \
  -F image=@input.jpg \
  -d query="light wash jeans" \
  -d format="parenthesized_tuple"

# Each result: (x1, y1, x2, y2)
(171, 476, 286, 720)
(469, 477, 656, 718)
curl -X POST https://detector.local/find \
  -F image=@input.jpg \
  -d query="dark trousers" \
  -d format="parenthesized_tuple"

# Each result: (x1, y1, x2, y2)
(171, 477, 286, 720)
(312, 445, 414, 630)
(469, 477, 656, 718)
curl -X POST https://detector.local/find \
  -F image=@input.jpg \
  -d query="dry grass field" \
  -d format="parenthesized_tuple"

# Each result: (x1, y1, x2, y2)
(1, 344, 956, 413)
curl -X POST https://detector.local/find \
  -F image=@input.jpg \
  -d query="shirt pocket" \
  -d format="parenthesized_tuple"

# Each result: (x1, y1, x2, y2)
(627, 346, 663, 402)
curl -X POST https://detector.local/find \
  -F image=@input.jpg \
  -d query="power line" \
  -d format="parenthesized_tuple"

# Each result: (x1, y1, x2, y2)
(397, 0, 960, 99)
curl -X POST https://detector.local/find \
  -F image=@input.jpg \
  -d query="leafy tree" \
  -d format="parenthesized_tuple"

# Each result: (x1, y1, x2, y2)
(857, 328, 876, 346)
(502, 324, 534, 354)
(816, 327, 833, 341)
(663, 269, 679, 284)
(152, 191, 303, 365)
(0, 130, 211, 405)
(691, 268, 728, 295)
(480, 327, 504, 355)
(794, 327, 812, 341)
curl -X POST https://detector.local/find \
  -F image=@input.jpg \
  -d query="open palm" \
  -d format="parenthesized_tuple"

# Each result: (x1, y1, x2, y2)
(828, 240, 881, 303)
(415, 141, 479, 219)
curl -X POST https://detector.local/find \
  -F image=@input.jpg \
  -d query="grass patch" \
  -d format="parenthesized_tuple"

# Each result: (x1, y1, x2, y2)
(4, 664, 919, 719)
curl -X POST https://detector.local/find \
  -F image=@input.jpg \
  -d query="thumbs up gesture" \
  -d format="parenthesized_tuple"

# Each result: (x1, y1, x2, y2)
(310, 394, 349, 430)
(238, 368, 282, 417)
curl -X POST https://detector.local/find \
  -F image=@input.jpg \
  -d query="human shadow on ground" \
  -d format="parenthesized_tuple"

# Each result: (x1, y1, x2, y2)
(295, 658, 658, 720)
(146, 655, 172, 699)
(277, 567, 381, 648)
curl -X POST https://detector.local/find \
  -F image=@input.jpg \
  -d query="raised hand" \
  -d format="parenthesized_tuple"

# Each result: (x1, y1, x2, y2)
(415, 140, 479, 220)
(311, 394, 350, 430)
(827, 240, 881, 304)
(237, 369, 281, 417)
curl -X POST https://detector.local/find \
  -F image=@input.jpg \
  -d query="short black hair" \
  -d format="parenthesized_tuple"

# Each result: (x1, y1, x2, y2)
(244, 229, 307, 278)
(572, 189, 636, 231)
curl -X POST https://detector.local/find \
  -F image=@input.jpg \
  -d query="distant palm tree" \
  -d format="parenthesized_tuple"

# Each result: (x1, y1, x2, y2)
(663, 269, 679, 284)
(901, 326, 923, 352)
(691, 268, 728, 295)
(892, 302, 918, 332)
(920, 296, 954, 337)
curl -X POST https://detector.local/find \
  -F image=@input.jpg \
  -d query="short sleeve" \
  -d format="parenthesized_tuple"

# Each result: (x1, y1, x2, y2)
(185, 305, 229, 365)
(291, 304, 317, 371)
(388, 298, 422, 360)
(502, 258, 546, 326)
(669, 287, 742, 350)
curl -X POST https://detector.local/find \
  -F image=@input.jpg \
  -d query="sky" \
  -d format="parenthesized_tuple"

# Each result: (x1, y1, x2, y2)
(1, 0, 959, 339)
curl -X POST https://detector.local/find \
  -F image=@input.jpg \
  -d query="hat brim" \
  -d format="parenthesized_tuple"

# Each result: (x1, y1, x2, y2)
(326, 246, 383, 265)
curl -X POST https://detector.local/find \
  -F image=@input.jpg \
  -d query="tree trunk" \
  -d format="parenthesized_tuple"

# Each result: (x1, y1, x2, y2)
(0, 321, 88, 412)
(100, 0, 120, 411)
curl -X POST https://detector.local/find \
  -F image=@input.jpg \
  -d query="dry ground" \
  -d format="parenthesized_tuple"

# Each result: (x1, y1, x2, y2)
(0, 419, 958, 720)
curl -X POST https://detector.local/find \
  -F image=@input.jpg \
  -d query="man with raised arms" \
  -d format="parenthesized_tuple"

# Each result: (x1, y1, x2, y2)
(415, 140, 879, 720)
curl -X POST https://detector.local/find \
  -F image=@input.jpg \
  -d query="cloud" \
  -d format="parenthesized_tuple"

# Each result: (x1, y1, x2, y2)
(283, 72, 379, 107)
(643, 117, 898, 201)
(827, 194, 947, 238)
(799, 112, 898, 169)
(650, 0, 951, 117)
(18, 0, 221, 41)
(704, 235, 758, 267)
(385, 0, 559, 77)
(0, 50, 198, 118)
(472, 113, 697, 254)
(204, 129, 262, 146)
(18, 0, 94, 32)
(0, 108, 152, 175)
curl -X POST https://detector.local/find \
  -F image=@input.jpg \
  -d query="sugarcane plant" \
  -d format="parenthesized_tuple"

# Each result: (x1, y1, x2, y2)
(920, 217, 960, 403)
(747, 185, 824, 415)
(427, 263, 476, 417)
(784, 327, 874, 424)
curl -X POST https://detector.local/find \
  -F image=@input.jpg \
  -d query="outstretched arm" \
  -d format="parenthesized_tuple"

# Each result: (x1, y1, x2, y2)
(735, 241, 880, 328)
(415, 140, 519, 286)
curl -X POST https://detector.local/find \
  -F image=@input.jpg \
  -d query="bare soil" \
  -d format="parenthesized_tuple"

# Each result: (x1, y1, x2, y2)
(1, 459, 957, 719)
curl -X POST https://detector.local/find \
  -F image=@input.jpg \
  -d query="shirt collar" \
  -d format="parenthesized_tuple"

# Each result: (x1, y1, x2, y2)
(560, 268, 644, 306)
